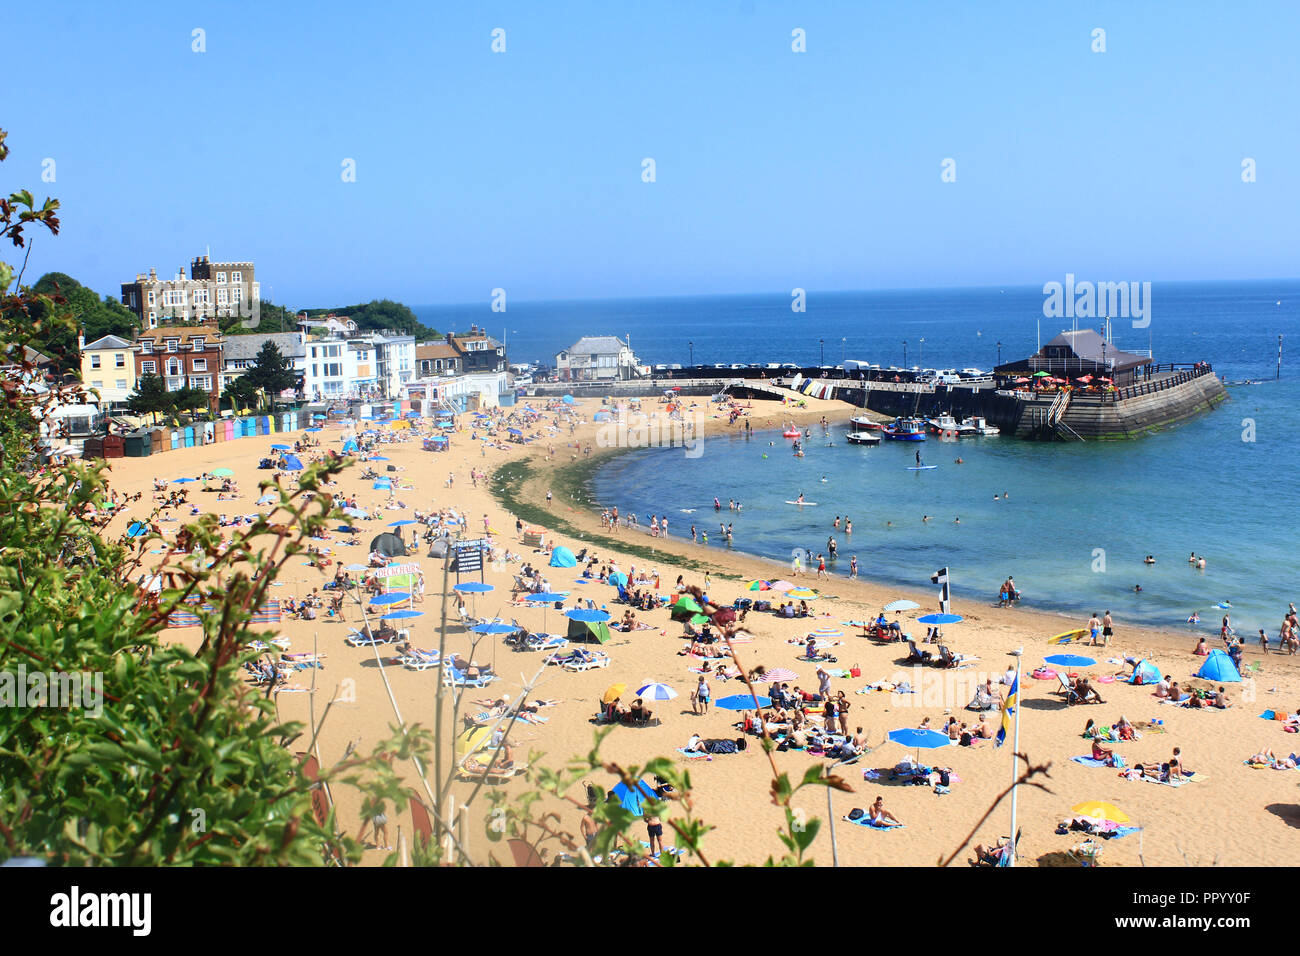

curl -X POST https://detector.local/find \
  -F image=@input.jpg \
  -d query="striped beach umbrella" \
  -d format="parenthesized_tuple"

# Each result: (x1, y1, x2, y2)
(883, 599, 920, 612)
(758, 667, 798, 683)
(808, 626, 842, 639)
(636, 682, 678, 701)
(745, 579, 772, 591)
(786, 587, 820, 599)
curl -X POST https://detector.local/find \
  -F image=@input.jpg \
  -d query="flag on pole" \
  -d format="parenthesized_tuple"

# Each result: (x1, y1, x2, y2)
(931, 567, 950, 614)
(996, 673, 1018, 748)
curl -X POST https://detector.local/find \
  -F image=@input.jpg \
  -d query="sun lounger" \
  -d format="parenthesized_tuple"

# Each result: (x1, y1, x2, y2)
(442, 666, 496, 688)
(525, 633, 568, 652)
(399, 650, 442, 671)
(561, 651, 610, 672)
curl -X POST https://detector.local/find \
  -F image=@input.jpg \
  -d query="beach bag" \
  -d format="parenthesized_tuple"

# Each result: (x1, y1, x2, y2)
(850, 664, 861, 678)
(937, 768, 951, 787)
(848, 808, 865, 821)
(960, 733, 973, 747)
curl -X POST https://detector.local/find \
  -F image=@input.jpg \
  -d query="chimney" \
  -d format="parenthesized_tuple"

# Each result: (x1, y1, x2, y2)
(149, 268, 157, 280)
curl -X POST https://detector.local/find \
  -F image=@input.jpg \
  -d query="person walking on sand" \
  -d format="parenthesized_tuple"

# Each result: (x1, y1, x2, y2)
(694, 675, 711, 715)
(816, 553, 827, 579)
(1102, 610, 1114, 647)
(1087, 612, 1101, 646)
(546, 489, 552, 507)
(361, 804, 391, 851)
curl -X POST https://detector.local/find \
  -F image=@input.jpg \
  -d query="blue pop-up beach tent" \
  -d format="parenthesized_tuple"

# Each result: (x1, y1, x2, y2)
(608, 779, 658, 816)
(549, 546, 577, 568)
(1196, 648, 1241, 683)
(1127, 659, 1162, 685)
(282, 453, 304, 471)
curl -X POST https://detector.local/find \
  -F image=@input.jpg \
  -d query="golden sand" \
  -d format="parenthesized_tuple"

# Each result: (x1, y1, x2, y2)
(98, 394, 1300, 866)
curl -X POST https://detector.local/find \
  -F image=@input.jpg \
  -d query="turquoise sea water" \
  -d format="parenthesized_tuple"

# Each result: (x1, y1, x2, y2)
(493, 280, 1300, 639)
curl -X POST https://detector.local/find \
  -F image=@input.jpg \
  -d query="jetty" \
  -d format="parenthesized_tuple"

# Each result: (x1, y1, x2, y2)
(526, 329, 1227, 441)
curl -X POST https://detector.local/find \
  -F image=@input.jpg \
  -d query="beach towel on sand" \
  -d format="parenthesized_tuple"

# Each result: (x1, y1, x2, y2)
(1070, 756, 1111, 768)
(843, 815, 904, 830)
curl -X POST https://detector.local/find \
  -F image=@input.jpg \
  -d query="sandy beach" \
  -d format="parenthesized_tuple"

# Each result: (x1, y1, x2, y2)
(99, 394, 1300, 867)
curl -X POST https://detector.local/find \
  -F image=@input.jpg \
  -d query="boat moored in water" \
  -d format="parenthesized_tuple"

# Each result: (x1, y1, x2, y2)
(846, 431, 881, 445)
(961, 416, 1001, 435)
(882, 416, 927, 441)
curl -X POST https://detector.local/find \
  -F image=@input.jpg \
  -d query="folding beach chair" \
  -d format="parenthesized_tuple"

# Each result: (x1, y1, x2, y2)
(1056, 673, 1084, 705)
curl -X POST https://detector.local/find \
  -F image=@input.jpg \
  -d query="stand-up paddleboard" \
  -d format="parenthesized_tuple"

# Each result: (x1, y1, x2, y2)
(1047, 628, 1086, 645)
(907, 465, 938, 471)
(785, 500, 819, 506)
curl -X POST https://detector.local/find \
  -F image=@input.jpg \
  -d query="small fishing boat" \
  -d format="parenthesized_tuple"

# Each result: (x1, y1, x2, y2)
(849, 415, 883, 431)
(846, 431, 881, 445)
(882, 416, 927, 441)
(927, 413, 973, 435)
(961, 416, 1001, 435)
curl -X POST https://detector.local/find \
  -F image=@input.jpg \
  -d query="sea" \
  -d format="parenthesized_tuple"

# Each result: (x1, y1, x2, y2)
(417, 281, 1300, 638)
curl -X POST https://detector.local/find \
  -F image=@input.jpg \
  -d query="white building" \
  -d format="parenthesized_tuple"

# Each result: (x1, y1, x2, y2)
(555, 335, 642, 382)
(302, 332, 415, 401)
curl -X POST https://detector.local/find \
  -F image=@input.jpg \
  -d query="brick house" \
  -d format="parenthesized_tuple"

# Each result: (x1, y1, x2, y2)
(134, 319, 224, 411)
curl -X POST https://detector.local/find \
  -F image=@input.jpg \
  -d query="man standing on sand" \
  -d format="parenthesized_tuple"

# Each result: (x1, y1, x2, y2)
(1087, 612, 1101, 646)
(546, 489, 552, 507)
(1102, 610, 1114, 647)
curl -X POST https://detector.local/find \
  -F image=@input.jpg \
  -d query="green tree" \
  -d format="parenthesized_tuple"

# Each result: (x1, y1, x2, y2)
(243, 340, 299, 408)
(168, 385, 211, 418)
(28, 272, 138, 372)
(125, 372, 170, 424)
(301, 299, 435, 339)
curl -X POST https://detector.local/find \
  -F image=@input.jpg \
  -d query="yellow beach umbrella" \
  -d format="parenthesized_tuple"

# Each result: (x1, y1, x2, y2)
(602, 682, 628, 704)
(786, 587, 819, 599)
(455, 726, 493, 760)
(1071, 800, 1130, 824)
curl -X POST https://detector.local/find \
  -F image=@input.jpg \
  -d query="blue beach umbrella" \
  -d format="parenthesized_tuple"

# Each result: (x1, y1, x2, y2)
(471, 621, 519, 635)
(304, 427, 323, 433)
(388, 519, 417, 527)
(343, 507, 368, 518)
(369, 592, 412, 605)
(608, 571, 628, 588)
(381, 609, 425, 621)
(372, 481, 391, 491)
(337, 525, 361, 533)
(271, 443, 291, 451)
(565, 608, 612, 623)
(562, 395, 575, 405)
(636, 682, 678, 701)
(525, 592, 567, 603)
(126, 521, 149, 538)
(714, 693, 772, 710)
(888, 728, 953, 750)
(1044, 654, 1096, 668)
(173, 477, 197, 484)
(371, 456, 390, 461)
(454, 582, 495, 593)
(257, 493, 278, 505)
(917, 613, 964, 625)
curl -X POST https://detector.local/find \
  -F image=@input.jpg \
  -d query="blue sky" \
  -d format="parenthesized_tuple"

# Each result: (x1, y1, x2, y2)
(6, 0, 1298, 307)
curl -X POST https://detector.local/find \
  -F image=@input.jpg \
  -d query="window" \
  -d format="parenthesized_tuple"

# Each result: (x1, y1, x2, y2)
(128, 292, 137, 307)
(167, 360, 182, 377)
(116, 379, 127, 390)
(216, 272, 227, 284)
(166, 339, 179, 352)
(311, 365, 318, 377)
(193, 289, 210, 306)
(115, 354, 126, 368)
(141, 361, 156, 374)
(188, 376, 212, 391)
(140, 341, 154, 354)
(217, 289, 228, 305)
(163, 290, 185, 308)
(147, 291, 156, 306)
(231, 271, 242, 284)
(91, 380, 103, 389)
(192, 359, 207, 372)
(90, 355, 102, 369)
(193, 338, 205, 351)
(147, 311, 156, 324)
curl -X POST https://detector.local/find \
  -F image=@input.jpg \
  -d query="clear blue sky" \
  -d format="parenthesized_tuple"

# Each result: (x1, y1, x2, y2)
(7, 0, 1298, 308)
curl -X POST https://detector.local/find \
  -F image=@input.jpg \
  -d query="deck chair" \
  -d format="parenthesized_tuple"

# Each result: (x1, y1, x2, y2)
(906, 639, 931, 664)
(1056, 673, 1084, 704)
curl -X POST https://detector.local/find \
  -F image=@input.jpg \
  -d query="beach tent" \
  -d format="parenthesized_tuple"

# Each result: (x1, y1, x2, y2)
(608, 779, 657, 816)
(282, 453, 304, 471)
(567, 618, 612, 645)
(1127, 659, 1161, 685)
(1195, 648, 1241, 683)
(369, 532, 408, 558)
(549, 546, 577, 568)
(342, 439, 358, 454)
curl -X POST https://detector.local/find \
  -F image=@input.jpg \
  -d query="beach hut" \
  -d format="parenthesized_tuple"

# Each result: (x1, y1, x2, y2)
(549, 546, 577, 568)
(567, 618, 612, 645)
(1126, 659, 1162, 685)
(1195, 648, 1241, 683)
